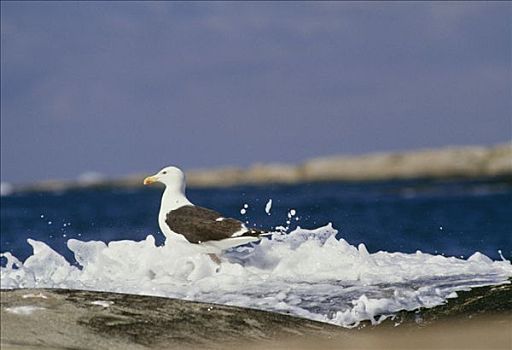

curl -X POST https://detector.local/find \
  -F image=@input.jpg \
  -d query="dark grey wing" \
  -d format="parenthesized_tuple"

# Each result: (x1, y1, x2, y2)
(165, 205, 262, 244)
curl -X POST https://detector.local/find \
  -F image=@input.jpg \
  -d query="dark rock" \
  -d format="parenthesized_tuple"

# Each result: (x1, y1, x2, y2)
(1, 282, 511, 349)
(380, 281, 512, 328)
(0, 288, 344, 349)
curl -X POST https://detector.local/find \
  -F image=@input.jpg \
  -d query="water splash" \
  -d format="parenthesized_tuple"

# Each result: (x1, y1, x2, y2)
(1, 224, 511, 327)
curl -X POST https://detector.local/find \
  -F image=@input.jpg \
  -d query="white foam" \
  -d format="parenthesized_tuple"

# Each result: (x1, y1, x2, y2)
(1, 225, 511, 327)
(5, 305, 46, 315)
(22, 293, 48, 299)
(90, 300, 114, 307)
(446, 292, 458, 298)
(265, 199, 273, 215)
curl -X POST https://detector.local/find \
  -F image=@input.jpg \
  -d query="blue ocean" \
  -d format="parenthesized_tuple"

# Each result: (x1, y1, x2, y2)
(1, 177, 511, 326)
(2, 178, 511, 261)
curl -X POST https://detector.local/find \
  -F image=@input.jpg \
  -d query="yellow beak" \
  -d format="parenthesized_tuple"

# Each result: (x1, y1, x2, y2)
(143, 176, 157, 185)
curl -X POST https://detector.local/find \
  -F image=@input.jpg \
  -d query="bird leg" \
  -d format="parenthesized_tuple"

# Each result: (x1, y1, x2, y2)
(207, 253, 221, 265)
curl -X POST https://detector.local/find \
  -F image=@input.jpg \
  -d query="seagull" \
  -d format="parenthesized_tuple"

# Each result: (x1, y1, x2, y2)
(143, 166, 266, 255)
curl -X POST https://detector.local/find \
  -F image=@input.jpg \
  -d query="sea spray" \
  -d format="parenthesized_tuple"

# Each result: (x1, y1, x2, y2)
(1, 224, 511, 327)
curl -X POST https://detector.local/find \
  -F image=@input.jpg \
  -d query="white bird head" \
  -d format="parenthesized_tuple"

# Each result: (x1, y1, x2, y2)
(143, 166, 186, 193)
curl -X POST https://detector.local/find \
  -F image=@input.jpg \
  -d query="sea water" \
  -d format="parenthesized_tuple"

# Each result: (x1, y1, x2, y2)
(1, 178, 511, 327)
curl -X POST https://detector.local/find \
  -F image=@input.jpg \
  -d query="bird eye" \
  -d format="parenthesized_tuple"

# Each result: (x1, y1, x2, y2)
(162, 171, 167, 174)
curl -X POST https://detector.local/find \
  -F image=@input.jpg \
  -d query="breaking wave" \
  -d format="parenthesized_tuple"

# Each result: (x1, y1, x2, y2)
(1, 224, 511, 327)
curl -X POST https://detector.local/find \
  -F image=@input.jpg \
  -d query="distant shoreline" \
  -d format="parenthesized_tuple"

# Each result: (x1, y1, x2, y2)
(2, 143, 511, 195)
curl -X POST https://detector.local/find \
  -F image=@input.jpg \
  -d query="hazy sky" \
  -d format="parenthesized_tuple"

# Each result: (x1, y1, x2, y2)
(1, 2, 511, 183)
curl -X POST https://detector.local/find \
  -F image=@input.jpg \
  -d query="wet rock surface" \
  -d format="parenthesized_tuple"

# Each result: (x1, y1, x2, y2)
(1, 282, 511, 349)
(390, 281, 512, 326)
(366, 281, 512, 329)
(0, 288, 344, 349)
